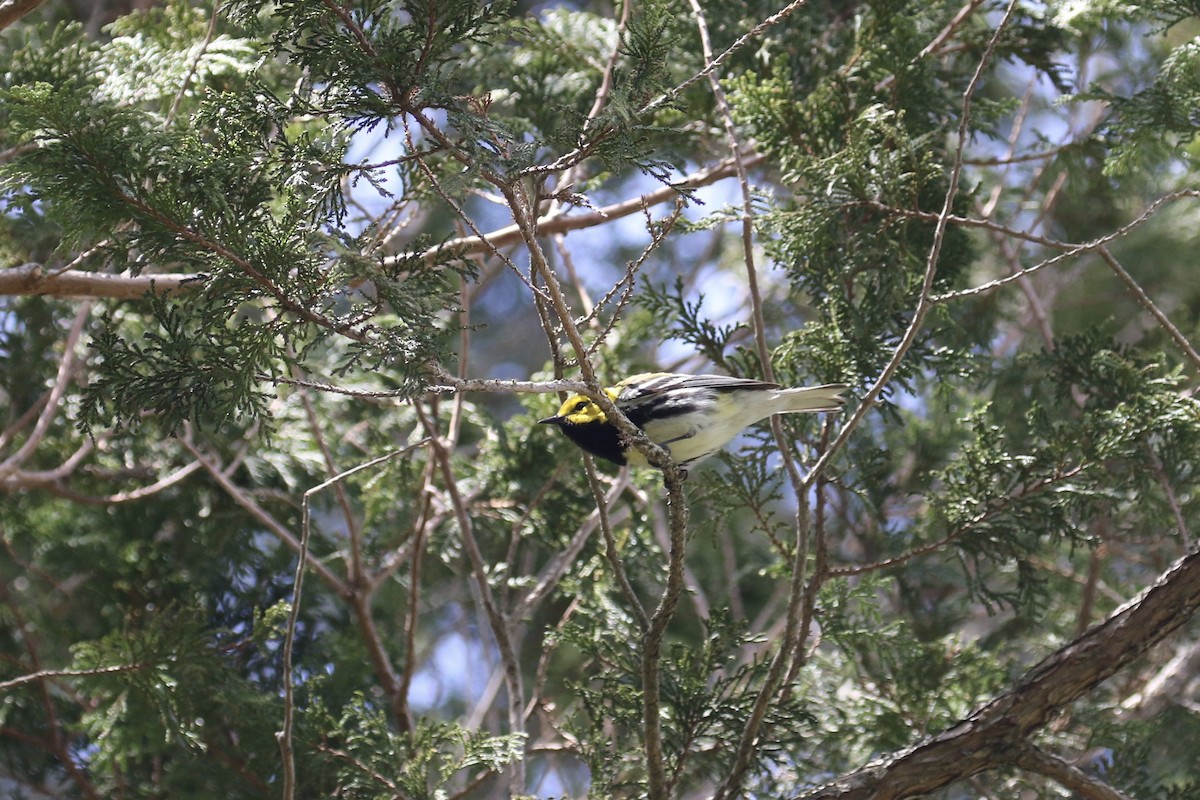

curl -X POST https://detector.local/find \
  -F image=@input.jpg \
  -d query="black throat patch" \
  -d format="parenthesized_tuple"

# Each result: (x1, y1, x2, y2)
(557, 419, 627, 465)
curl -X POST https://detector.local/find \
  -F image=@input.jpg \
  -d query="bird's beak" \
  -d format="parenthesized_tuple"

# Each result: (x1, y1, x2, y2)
(538, 415, 562, 426)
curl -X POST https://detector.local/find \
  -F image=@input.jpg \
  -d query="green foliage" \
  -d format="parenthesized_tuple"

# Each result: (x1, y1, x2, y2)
(730, 63, 980, 391)
(1089, 711, 1200, 798)
(72, 609, 242, 766)
(1097, 35, 1200, 176)
(4, 0, 1200, 798)
(818, 575, 1010, 752)
(3, 53, 463, 429)
(561, 598, 817, 797)
(309, 697, 525, 799)
(0, 23, 100, 142)
(82, 299, 279, 433)
(638, 276, 744, 369)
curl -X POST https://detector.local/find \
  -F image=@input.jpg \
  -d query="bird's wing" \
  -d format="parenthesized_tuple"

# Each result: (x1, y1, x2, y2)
(616, 373, 778, 403)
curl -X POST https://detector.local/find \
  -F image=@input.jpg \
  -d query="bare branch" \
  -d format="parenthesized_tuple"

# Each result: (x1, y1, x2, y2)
(164, 0, 222, 128)
(0, 302, 91, 482)
(828, 465, 1086, 577)
(16, 458, 203, 505)
(179, 435, 347, 593)
(0, 580, 102, 800)
(418, 405, 527, 794)
(0, 264, 204, 300)
(0, 662, 148, 692)
(640, 466, 690, 800)
(1098, 246, 1200, 373)
(513, 467, 632, 622)
(414, 152, 763, 265)
(526, 0, 809, 176)
(585, 464, 648, 631)
(932, 190, 1200, 304)
(1120, 636, 1200, 719)
(427, 371, 590, 396)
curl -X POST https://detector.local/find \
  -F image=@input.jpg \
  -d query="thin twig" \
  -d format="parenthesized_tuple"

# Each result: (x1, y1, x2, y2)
(0, 581, 102, 800)
(587, 463, 649, 631)
(640, 468, 690, 800)
(0, 662, 149, 692)
(0, 439, 94, 492)
(28, 459, 203, 505)
(690, 0, 833, 782)
(0, 301, 91, 481)
(417, 405, 527, 794)
(1015, 743, 1134, 800)
(974, 197, 1057, 350)
(688, 0, 831, 787)
(165, 0, 222, 127)
(294, 368, 363, 575)
(514, 466, 631, 621)
(395, 506, 424, 735)
(278, 443, 426, 800)
(525, 0, 808, 176)
(580, 198, 686, 358)
(413, 153, 761, 264)
(932, 190, 1200, 303)
(270, 370, 586, 398)
(829, 464, 1086, 577)
(499, 181, 597, 383)
(115, 187, 364, 338)
(1097, 246, 1200, 373)
(1145, 445, 1191, 548)
(180, 435, 346, 592)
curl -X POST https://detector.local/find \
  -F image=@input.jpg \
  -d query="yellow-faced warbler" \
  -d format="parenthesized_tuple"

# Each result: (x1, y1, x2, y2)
(539, 372, 847, 467)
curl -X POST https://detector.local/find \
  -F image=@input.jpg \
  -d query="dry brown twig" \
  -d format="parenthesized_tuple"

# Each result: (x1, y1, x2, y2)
(0, 301, 93, 489)
(417, 403, 528, 795)
(279, 442, 427, 800)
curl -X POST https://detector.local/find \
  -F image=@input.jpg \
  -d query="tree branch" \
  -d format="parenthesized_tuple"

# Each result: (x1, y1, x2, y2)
(0, 301, 91, 482)
(1015, 744, 1134, 800)
(0, 0, 46, 31)
(179, 436, 347, 593)
(0, 662, 148, 692)
(412, 153, 763, 265)
(795, 544, 1200, 800)
(931, 189, 1200, 304)
(0, 263, 199, 299)
(1097, 245, 1200, 373)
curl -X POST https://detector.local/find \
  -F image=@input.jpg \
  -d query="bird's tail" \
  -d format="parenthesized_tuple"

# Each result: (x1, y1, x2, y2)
(773, 383, 848, 414)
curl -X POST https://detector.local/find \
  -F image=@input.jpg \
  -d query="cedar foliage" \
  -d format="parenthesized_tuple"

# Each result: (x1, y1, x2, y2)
(2, 1, 1200, 798)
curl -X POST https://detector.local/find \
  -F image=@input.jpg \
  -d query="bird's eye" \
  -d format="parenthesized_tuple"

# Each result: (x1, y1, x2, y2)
(572, 399, 590, 414)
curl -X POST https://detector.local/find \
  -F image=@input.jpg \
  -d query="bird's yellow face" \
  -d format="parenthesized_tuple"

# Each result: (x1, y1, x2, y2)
(550, 387, 622, 425)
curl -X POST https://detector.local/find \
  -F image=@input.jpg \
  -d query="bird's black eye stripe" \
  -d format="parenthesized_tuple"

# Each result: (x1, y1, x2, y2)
(572, 399, 590, 413)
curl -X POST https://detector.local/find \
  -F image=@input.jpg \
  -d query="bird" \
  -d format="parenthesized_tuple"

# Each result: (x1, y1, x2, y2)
(539, 372, 847, 468)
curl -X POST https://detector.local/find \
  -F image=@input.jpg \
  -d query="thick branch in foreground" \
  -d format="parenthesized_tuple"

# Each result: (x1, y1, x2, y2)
(0, 0, 46, 31)
(796, 545, 1200, 800)
(0, 264, 200, 299)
